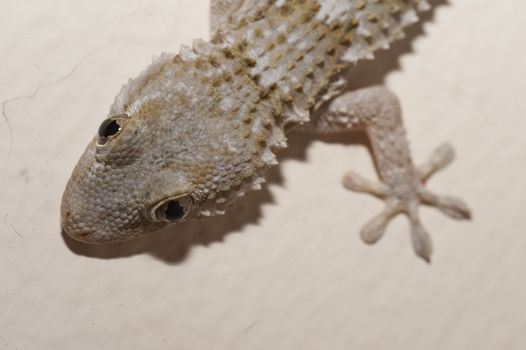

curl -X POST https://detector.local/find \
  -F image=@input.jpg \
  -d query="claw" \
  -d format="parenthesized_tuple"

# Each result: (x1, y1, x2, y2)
(409, 216, 433, 263)
(406, 203, 433, 262)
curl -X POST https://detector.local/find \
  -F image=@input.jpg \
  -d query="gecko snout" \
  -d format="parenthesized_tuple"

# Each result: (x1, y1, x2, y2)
(60, 203, 96, 243)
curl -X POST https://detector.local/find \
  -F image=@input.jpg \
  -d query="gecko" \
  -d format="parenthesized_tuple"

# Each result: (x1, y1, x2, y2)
(61, 0, 471, 262)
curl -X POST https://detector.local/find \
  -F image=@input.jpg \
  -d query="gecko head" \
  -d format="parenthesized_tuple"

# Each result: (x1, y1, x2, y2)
(60, 110, 209, 243)
(61, 51, 269, 244)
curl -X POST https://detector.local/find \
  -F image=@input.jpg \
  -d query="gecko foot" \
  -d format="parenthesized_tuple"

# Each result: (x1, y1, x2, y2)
(342, 143, 471, 262)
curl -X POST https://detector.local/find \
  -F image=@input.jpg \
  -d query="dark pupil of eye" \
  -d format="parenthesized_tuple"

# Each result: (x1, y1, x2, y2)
(98, 119, 120, 138)
(165, 201, 185, 221)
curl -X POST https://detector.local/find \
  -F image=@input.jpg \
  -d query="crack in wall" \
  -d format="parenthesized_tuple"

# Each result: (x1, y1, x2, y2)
(10, 224, 23, 238)
(0, 0, 142, 181)
(1, 103, 13, 182)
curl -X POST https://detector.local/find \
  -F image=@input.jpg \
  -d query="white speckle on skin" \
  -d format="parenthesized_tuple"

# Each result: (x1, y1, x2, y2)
(219, 96, 234, 112)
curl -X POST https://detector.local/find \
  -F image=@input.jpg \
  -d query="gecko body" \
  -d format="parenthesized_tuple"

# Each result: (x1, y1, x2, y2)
(61, 0, 470, 261)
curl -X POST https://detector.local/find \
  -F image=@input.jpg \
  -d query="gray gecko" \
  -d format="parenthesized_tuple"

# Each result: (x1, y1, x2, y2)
(61, 0, 471, 262)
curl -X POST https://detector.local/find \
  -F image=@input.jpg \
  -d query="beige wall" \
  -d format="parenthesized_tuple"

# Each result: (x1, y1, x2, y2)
(1, 0, 525, 349)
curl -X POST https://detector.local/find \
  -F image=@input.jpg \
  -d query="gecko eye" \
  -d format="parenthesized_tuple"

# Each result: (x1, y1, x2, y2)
(97, 115, 127, 144)
(98, 118, 120, 138)
(153, 196, 193, 222)
(165, 201, 185, 221)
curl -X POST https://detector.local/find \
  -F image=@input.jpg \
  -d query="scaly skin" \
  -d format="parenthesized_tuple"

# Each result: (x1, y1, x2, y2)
(62, 0, 470, 261)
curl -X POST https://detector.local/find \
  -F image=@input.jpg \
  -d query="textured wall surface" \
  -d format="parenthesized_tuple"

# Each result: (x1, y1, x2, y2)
(1, 1, 525, 349)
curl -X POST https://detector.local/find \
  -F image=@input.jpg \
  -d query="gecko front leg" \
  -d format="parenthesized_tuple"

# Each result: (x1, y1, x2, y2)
(311, 86, 471, 262)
